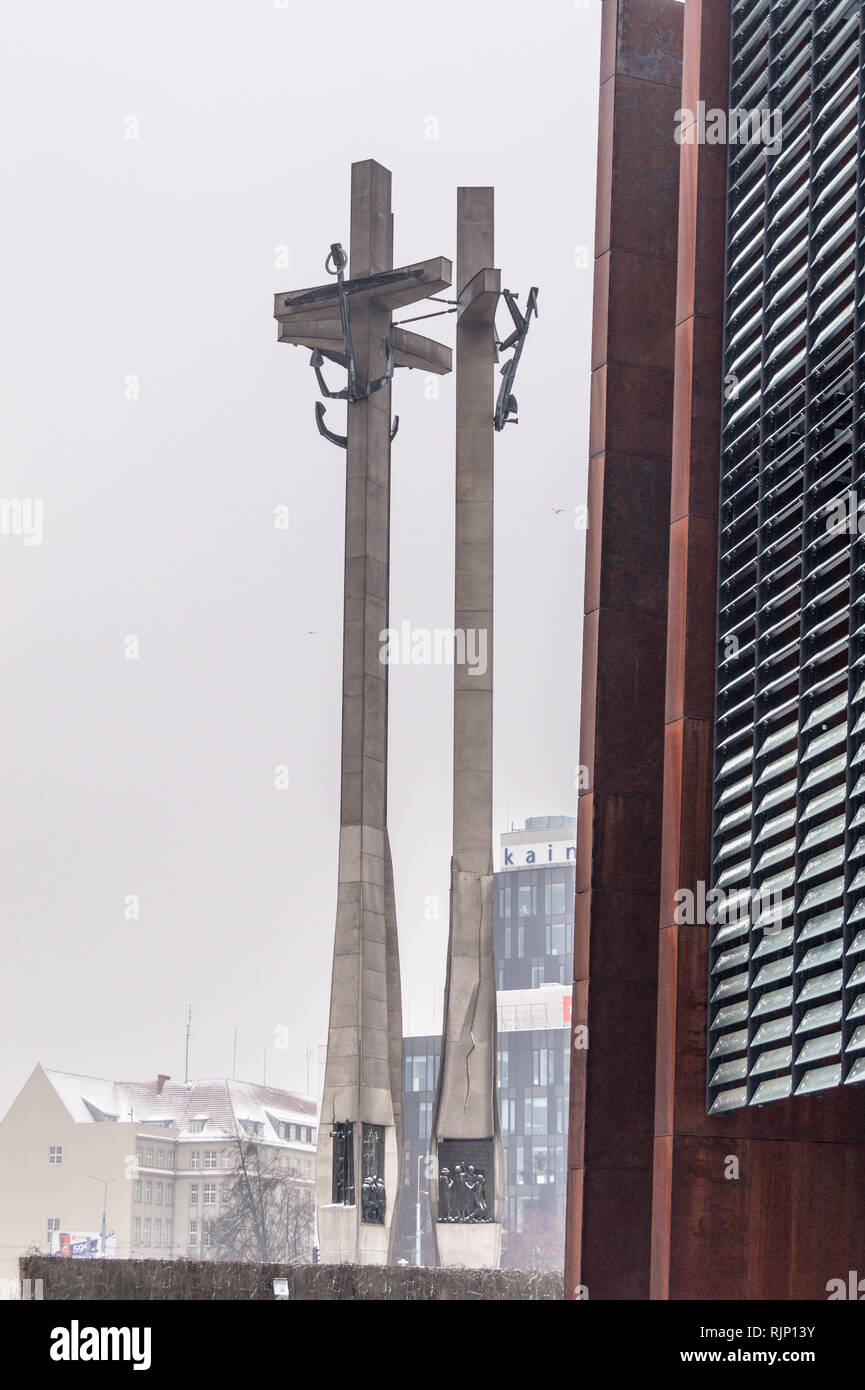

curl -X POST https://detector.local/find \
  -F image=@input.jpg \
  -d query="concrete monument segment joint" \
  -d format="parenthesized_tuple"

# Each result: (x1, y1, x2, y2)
(275, 159, 452, 1266)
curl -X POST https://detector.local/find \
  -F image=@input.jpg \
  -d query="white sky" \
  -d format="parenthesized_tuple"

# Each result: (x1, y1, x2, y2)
(0, 0, 601, 1114)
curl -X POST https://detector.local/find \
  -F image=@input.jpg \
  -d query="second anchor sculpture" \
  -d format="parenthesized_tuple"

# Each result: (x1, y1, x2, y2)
(275, 159, 452, 1264)
(429, 187, 538, 1268)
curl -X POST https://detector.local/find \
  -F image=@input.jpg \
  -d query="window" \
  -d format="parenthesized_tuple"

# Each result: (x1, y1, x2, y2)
(497, 1046, 509, 1086)
(189, 1150, 200, 1169)
(517, 924, 525, 957)
(133, 1180, 141, 1202)
(221, 1149, 231, 1168)
(407, 1054, 430, 1093)
(304, 1160, 311, 1178)
(135, 1145, 143, 1165)
(189, 1183, 199, 1205)
(501, 1097, 516, 1134)
(166, 1183, 173, 1206)
(504, 926, 512, 959)
(188, 1220, 198, 1246)
(204, 1151, 216, 1169)
(518, 883, 536, 918)
(546, 921, 568, 956)
(309, 1128, 316, 1145)
(524, 1096, 549, 1136)
(143, 1182, 152, 1203)
(165, 1220, 173, 1248)
(156, 1149, 164, 1167)
(203, 1183, 216, 1206)
(534, 1149, 553, 1184)
(190, 1119, 206, 1133)
(545, 880, 567, 916)
(48, 1146, 62, 1165)
(133, 1218, 141, 1245)
(418, 1101, 432, 1140)
(143, 1219, 151, 1245)
(555, 1096, 568, 1134)
(155, 1183, 162, 1204)
(531, 965, 545, 987)
(516, 1146, 526, 1184)
(167, 1150, 175, 1169)
(221, 1182, 231, 1202)
(533, 1047, 554, 1087)
(47, 1218, 60, 1246)
(144, 1147, 153, 1166)
(202, 1221, 214, 1248)
(153, 1219, 161, 1248)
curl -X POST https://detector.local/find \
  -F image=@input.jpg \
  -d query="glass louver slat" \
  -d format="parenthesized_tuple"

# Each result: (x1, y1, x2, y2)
(795, 1064, 843, 1096)
(752, 1015, 792, 1047)
(710, 1058, 749, 1088)
(709, 1086, 748, 1114)
(749, 1046, 793, 1076)
(710, 1029, 748, 1059)
(751, 1075, 792, 1105)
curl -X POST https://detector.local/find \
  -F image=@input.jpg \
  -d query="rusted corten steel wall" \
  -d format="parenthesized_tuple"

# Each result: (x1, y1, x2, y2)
(650, 0, 865, 1303)
(565, 0, 684, 1302)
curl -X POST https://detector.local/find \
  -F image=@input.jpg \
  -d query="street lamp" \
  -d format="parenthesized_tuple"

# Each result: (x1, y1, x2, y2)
(88, 1175, 116, 1256)
(416, 1153, 429, 1267)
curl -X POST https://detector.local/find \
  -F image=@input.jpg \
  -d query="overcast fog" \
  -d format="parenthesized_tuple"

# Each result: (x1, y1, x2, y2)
(0, 0, 602, 1113)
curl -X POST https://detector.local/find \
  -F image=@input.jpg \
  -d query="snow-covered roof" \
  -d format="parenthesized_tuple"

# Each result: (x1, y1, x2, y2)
(41, 1067, 317, 1143)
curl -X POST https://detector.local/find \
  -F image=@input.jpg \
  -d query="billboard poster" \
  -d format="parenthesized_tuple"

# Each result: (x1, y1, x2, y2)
(50, 1230, 116, 1259)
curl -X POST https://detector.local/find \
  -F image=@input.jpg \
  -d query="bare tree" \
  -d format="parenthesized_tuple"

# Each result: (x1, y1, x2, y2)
(502, 1196, 564, 1272)
(212, 1134, 315, 1264)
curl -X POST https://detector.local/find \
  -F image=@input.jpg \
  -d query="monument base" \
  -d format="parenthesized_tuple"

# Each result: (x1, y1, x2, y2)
(317, 1206, 392, 1267)
(435, 1221, 502, 1270)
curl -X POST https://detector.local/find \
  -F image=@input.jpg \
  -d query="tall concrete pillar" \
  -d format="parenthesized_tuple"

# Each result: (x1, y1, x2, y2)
(274, 160, 453, 1265)
(430, 188, 504, 1268)
(318, 160, 401, 1265)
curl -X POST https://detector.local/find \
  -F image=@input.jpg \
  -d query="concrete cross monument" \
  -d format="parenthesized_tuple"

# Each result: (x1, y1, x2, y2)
(274, 159, 452, 1265)
(430, 189, 538, 1269)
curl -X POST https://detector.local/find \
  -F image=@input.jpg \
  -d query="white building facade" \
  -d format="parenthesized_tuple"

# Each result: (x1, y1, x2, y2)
(0, 1064, 317, 1292)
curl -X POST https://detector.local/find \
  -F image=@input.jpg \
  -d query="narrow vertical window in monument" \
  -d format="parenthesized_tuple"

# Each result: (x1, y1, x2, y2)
(330, 1121, 354, 1207)
(709, 0, 864, 1112)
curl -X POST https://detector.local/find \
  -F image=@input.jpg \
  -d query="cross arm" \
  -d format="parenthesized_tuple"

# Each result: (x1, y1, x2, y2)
(457, 267, 501, 326)
(274, 256, 453, 325)
(277, 320, 452, 375)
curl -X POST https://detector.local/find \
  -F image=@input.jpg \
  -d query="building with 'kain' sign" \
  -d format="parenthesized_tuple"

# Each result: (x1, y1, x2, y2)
(397, 818, 574, 1268)
(567, 0, 865, 1301)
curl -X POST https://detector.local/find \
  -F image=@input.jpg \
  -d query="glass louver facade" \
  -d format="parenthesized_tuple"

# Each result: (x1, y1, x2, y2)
(709, 0, 865, 1113)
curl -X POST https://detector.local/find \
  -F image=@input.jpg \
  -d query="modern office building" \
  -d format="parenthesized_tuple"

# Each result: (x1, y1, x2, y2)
(0, 1065, 317, 1290)
(396, 817, 575, 1268)
(567, 0, 865, 1300)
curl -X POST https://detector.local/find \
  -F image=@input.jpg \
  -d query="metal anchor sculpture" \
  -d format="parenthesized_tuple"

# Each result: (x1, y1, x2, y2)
(309, 243, 399, 449)
(494, 286, 539, 431)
